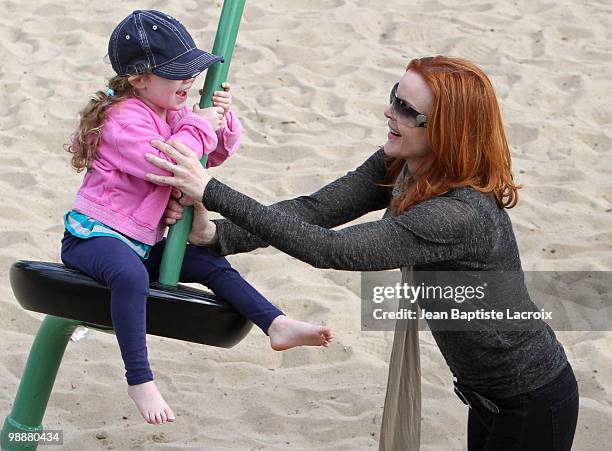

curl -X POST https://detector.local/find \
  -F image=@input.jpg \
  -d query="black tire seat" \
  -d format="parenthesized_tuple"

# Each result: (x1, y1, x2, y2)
(10, 261, 252, 348)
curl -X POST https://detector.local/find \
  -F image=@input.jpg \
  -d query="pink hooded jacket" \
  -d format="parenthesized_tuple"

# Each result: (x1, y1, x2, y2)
(72, 98, 241, 245)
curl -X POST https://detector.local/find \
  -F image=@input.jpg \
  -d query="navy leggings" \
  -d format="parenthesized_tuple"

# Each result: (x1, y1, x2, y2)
(61, 231, 283, 385)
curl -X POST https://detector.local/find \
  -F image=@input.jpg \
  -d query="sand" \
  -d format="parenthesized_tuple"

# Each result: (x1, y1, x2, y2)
(0, 0, 611, 449)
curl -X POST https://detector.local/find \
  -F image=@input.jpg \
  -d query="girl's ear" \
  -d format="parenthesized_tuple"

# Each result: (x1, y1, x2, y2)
(128, 74, 148, 89)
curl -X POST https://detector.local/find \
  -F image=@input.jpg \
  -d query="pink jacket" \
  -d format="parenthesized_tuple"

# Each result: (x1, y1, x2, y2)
(72, 98, 241, 245)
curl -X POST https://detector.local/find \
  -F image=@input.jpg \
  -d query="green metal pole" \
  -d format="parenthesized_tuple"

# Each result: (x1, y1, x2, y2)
(1, 316, 81, 451)
(158, 0, 246, 286)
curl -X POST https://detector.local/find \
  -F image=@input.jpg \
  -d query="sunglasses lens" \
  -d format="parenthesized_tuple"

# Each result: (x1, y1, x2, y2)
(395, 99, 415, 120)
(389, 82, 398, 104)
(389, 82, 426, 127)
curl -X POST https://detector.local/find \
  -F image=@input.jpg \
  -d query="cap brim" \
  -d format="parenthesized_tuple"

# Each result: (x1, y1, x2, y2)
(152, 49, 224, 80)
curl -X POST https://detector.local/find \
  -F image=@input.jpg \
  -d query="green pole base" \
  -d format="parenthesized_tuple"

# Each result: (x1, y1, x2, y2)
(1, 315, 81, 451)
(0, 416, 41, 451)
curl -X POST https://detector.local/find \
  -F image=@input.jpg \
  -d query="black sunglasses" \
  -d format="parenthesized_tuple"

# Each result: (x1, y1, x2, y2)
(389, 82, 427, 128)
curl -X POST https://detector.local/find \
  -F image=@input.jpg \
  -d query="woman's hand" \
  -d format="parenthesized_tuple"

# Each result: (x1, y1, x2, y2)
(163, 188, 218, 246)
(189, 199, 218, 246)
(145, 139, 211, 200)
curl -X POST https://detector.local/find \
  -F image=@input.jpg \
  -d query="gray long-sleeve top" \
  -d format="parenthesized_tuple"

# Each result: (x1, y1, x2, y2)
(202, 148, 568, 398)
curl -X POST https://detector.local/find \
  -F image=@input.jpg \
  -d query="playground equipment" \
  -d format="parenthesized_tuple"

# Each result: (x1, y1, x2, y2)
(1, 2, 247, 450)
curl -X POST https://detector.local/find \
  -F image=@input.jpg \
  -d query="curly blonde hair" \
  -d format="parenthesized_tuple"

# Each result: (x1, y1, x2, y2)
(66, 74, 143, 172)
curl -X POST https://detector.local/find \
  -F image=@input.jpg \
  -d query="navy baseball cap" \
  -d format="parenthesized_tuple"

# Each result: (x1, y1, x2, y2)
(108, 10, 224, 80)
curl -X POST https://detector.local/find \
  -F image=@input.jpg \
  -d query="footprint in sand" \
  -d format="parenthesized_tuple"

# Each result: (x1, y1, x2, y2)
(505, 123, 540, 147)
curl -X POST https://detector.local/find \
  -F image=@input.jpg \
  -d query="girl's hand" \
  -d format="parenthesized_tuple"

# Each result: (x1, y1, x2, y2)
(192, 104, 224, 131)
(212, 82, 232, 116)
(163, 188, 185, 225)
(199, 82, 232, 116)
(146, 139, 212, 200)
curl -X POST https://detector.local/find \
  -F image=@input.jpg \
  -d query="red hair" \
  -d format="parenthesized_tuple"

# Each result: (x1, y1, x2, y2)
(386, 56, 520, 212)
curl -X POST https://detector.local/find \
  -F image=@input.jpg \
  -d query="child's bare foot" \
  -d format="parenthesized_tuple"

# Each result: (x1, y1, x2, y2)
(267, 315, 334, 351)
(127, 381, 175, 424)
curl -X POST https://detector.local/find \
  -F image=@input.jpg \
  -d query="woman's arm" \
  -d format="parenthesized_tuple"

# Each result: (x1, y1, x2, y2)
(210, 148, 392, 256)
(145, 140, 485, 271)
(203, 178, 484, 271)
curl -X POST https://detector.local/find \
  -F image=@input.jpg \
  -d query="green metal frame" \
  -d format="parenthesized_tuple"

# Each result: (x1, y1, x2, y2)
(159, 0, 246, 285)
(1, 2, 246, 449)
(1, 316, 81, 450)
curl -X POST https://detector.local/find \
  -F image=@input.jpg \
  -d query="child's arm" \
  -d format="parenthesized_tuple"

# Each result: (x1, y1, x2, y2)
(106, 102, 218, 180)
(170, 111, 220, 160)
(207, 110, 241, 168)
(196, 83, 241, 168)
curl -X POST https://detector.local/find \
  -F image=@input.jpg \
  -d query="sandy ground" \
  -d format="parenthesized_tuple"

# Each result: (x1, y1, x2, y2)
(0, 0, 611, 449)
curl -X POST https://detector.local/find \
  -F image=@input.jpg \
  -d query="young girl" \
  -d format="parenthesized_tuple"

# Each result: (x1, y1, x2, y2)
(61, 10, 333, 425)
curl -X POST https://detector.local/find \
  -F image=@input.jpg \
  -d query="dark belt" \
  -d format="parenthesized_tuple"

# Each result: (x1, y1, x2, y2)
(453, 384, 500, 414)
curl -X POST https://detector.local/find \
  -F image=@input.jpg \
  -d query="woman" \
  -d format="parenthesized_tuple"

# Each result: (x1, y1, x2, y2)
(145, 56, 579, 450)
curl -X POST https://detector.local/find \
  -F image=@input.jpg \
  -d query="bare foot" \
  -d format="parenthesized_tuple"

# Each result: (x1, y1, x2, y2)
(127, 381, 175, 424)
(267, 315, 334, 351)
